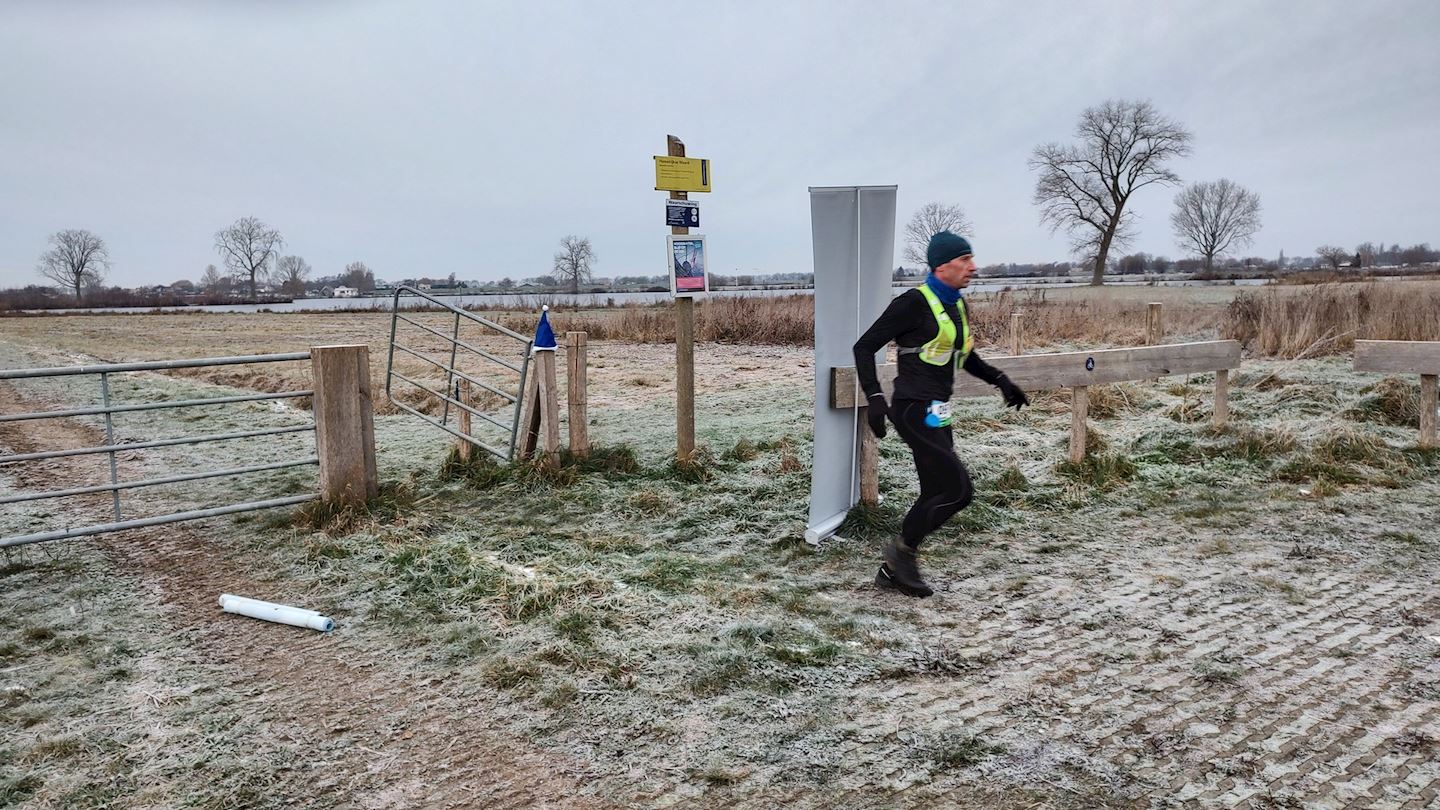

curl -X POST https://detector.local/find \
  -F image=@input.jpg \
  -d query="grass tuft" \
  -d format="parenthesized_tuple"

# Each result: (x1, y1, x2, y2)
(439, 447, 512, 488)
(442, 443, 641, 490)
(723, 438, 759, 462)
(1275, 427, 1410, 486)
(993, 464, 1030, 492)
(626, 488, 674, 516)
(1346, 377, 1421, 426)
(1213, 426, 1297, 462)
(1087, 383, 1147, 419)
(563, 444, 642, 477)
(667, 445, 720, 483)
(293, 479, 418, 534)
(1056, 453, 1137, 489)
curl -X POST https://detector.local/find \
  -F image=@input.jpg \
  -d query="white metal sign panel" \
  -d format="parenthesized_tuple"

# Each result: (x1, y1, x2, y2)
(805, 185, 897, 544)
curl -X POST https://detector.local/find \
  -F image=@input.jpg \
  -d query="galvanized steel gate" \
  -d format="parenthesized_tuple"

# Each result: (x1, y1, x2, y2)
(0, 353, 318, 548)
(385, 286, 533, 460)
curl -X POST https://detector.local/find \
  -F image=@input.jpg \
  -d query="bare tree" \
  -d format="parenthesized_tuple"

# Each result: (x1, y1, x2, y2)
(36, 229, 110, 303)
(1316, 245, 1348, 270)
(276, 255, 311, 297)
(1354, 242, 1379, 268)
(1116, 252, 1151, 275)
(214, 217, 284, 301)
(342, 261, 375, 292)
(1170, 179, 1263, 273)
(553, 235, 596, 294)
(902, 202, 974, 267)
(1030, 99, 1193, 285)
(200, 263, 230, 295)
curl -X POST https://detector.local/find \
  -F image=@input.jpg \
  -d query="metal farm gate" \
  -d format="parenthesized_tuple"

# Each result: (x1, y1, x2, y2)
(0, 353, 318, 548)
(385, 286, 533, 460)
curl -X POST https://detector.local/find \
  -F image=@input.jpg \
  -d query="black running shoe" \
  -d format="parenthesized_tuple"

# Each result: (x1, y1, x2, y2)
(875, 560, 933, 599)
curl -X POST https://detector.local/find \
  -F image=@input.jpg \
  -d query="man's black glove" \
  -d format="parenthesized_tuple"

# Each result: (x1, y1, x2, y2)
(866, 394, 889, 438)
(996, 375, 1029, 411)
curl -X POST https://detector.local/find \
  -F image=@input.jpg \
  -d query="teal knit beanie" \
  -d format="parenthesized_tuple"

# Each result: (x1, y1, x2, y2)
(926, 231, 973, 269)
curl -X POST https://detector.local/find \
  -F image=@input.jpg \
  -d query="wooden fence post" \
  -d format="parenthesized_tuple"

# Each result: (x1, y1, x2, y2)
(310, 344, 378, 504)
(566, 331, 589, 456)
(518, 368, 541, 461)
(1069, 385, 1089, 464)
(1145, 303, 1164, 382)
(456, 379, 472, 462)
(537, 350, 561, 465)
(1422, 374, 1437, 449)
(1010, 312, 1024, 356)
(858, 407, 878, 506)
(1213, 369, 1229, 430)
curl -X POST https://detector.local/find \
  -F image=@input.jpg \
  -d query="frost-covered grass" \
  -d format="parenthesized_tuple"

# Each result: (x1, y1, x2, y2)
(3, 329, 1439, 806)
(0, 542, 312, 808)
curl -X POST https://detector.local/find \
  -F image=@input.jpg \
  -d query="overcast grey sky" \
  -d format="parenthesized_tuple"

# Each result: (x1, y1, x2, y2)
(3, 0, 1437, 287)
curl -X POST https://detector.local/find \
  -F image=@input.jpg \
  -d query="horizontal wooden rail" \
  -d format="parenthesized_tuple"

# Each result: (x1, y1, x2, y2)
(834, 340, 1241, 464)
(1354, 340, 1440, 376)
(831, 340, 1241, 408)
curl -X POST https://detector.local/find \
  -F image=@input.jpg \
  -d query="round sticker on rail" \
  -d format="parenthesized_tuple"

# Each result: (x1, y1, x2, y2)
(1085, 356, 1095, 371)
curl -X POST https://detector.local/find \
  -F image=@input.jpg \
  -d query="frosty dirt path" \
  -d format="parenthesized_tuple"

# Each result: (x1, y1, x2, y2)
(0, 381, 617, 809)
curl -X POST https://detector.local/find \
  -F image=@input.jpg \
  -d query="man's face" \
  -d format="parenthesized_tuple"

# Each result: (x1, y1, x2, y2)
(934, 254, 976, 288)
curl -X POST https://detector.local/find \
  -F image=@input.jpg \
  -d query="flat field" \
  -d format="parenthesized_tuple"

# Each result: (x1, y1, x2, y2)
(2, 286, 1438, 808)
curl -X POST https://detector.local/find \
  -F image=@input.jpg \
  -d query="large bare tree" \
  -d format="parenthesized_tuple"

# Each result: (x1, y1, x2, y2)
(214, 217, 284, 301)
(1030, 99, 1193, 285)
(276, 255, 311, 296)
(1170, 179, 1263, 272)
(36, 229, 110, 303)
(902, 202, 974, 267)
(553, 235, 595, 294)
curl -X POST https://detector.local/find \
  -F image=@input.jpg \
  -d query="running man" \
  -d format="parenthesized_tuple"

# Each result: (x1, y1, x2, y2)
(852, 231, 1029, 597)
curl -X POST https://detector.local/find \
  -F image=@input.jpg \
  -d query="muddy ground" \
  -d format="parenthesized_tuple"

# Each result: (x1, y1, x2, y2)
(2, 315, 1438, 809)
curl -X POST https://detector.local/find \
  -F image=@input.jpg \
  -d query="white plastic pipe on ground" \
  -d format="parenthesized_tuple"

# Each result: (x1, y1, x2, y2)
(218, 593, 335, 633)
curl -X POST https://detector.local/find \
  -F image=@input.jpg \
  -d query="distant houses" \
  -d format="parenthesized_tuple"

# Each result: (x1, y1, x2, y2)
(333, 286, 359, 298)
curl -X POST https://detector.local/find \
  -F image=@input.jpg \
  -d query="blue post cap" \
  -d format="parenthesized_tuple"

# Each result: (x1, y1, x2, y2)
(533, 305, 557, 352)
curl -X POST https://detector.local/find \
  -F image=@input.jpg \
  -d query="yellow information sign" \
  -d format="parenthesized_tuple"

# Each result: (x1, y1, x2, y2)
(653, 156, 712, 193)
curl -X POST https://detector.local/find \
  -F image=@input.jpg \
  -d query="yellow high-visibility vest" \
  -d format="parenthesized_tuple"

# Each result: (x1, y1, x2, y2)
(914, 283, 973, 367)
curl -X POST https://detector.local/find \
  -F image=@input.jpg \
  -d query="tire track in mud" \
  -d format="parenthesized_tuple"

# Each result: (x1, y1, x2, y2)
(1, 381, 618, 809)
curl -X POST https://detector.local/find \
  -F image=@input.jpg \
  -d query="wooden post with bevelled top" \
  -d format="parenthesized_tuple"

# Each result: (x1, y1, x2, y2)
(310, 344, 378, 504)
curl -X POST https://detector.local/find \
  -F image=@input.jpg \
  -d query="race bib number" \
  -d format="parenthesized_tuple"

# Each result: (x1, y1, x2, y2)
(924, 400, 952, 428)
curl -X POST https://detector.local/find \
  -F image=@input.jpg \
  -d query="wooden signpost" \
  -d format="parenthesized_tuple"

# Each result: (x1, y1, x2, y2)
(656, 134, 711, 463)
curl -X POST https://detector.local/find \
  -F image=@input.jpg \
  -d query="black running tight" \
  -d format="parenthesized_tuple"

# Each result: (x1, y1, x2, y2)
(890, 398, 974, 547)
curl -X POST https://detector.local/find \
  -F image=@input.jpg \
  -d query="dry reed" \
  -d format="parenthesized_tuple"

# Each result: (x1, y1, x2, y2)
(510, 281, 1437, 360)
(1222, 283, 1440, 358)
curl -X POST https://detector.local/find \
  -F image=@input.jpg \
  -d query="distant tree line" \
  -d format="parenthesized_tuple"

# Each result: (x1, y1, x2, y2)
(11, 179, 1440, 311)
